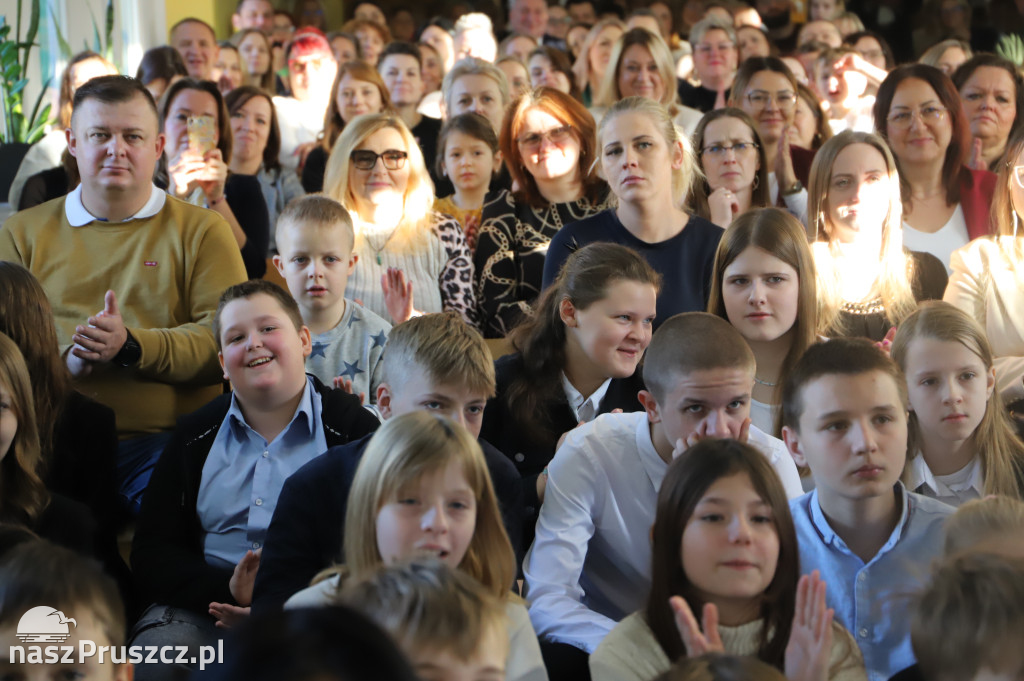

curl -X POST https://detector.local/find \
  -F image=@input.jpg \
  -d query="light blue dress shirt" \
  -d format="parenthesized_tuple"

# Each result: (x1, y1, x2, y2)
(790, 484, 954, 681)
(197, 377, 328, 570)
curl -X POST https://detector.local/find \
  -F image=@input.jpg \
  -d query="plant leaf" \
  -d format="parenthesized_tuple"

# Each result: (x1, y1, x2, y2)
(49, 3, 72, 60)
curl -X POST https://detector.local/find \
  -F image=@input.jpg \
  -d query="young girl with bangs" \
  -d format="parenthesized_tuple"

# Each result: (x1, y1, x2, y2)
(590, 438, 866, 681)
(286, 411, 548, 681)
(708, 208, 819, 436)
(890, 301, 1024, 506)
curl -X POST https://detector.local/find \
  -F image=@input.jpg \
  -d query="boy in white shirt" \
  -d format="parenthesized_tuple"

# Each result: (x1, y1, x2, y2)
(523, 312, 802, 667)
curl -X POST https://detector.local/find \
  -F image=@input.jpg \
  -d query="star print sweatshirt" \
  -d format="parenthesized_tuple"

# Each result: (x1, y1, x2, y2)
(304, 299, 391, 405)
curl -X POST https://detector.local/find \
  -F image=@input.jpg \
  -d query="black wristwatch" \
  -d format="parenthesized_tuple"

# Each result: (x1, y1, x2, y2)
(114, 331, 142, 367)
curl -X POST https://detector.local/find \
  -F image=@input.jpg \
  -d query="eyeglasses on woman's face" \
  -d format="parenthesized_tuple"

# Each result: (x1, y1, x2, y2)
(886, 105, 947, 130)
(350, 149, 409, 170)
(517, 124, 573, 150)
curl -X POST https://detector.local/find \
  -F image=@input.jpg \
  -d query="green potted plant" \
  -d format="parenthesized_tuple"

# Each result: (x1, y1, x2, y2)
(1, 0, 53, 202)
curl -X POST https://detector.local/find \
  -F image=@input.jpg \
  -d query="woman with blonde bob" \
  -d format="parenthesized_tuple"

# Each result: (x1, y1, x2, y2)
(324, 113, 477, 326)
(891, 301, 1024, 505)
(807, 130, 948, 341)
(592, 28, 702, 135)
(285, 411, 546, 681)
(707, 208, 819, 435)
(543, 97, 721, 327)
(571, 18, 626, 107)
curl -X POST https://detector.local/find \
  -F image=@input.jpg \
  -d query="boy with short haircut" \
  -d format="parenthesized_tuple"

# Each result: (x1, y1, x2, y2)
(131, 280, 380, 637)
(523, 312, 803, 656)
(341, 560, 509, 681)
(0, 540, 132, 681)
(780, 338, 953, 681)
(910, 552, 1024, 681)
(252, 311, 523, 610)
(273, 195, 391, 404)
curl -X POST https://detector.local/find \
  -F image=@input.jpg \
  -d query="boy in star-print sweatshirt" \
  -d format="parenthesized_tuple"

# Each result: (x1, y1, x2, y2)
(273, 196, 391, 405)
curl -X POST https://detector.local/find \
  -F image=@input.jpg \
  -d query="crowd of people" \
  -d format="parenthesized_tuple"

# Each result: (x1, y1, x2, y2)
(2, 0, 1024, 679)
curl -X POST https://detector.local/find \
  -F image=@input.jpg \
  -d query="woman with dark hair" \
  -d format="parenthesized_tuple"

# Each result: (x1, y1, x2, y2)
(135, 46, 186, 101)
(481, 242, 658, 547)
(688, 108, 771, 228)
(235, 28, 276, 92)
(226, 86, 305, 251)
(8, 51, 117, 210)
(474, 87, 610, 338)
(728, 57, 814, 219)
(528, 45, 580, 100)
(302, 60, 393, 193)
(952, 54, 1024, 172)
(873, 64, 997, 271)
(842, 31, 895, 71)
(162, 78, 270, 278)
(590, 439, 864, 681)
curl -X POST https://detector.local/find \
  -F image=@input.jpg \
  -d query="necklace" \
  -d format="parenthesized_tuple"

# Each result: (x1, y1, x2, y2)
(363, 226, 400, 265)
(753, 375, 777, 387)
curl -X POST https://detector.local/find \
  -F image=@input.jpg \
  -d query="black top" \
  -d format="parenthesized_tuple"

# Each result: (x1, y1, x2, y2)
(543, 208, 724, 329)
(676, 79, 727, 113)
(19, 166, 70, 210)
(131, 376, 380, 615)
(832, 250, 949, 342)
(301, 145, 329, 194)
(479, 352, 647, 545)
(412, 116, 443, 186)
(250, 432, 523, 612)
(225, 173, 270, 280)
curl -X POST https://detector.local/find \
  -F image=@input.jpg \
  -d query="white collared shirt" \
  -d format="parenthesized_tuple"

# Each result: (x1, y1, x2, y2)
(64, 183, 166, 227)
(906, 452, 983, 507)
(523, 412, 803, 653)
(560, 373, 612, 424)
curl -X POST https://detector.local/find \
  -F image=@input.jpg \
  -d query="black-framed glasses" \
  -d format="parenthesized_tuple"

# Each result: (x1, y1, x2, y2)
(701, 142, 759, 157)
(350, 149, 409, 170)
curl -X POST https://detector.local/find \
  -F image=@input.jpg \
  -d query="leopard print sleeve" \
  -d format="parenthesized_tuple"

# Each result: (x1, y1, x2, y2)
(432, 213, 481, 329)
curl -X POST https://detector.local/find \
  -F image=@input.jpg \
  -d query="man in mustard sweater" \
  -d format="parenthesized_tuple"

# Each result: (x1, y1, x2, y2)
(0, 75, 247, 514)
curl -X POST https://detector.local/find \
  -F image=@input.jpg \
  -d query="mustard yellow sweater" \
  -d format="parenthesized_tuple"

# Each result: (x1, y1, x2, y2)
(0, 195, 247, 437)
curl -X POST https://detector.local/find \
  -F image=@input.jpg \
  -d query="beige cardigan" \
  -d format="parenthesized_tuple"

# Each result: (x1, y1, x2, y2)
(590, 611, 867, 681)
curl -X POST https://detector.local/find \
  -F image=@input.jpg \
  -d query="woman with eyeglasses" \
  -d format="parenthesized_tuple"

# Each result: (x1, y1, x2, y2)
(687, 108, 770, 228)
(474, 87, 610, 338)
(944, 126, 1024, 427)
(543, 97, 722, 327)
(728, 57, 815, 226)
(873, 64, 997, 272)
(323, 113, 478, 326)
(808, 130, 948, 342)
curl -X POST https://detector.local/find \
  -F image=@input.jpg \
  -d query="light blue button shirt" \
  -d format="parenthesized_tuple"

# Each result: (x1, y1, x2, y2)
(197, 377, 328, 569)
(790, 484, 954, 681)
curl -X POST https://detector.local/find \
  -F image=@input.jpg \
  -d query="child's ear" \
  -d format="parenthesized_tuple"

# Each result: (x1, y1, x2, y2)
(218, 351, 228, 382)
(348, 252, 359, 275)
(782, 425, 808, 468)
(299, 325, 312, 357)
(637, 390, 662, 425)
(377, 383, 393, 419)
(272, 254, 285, 275)
(559, 297, 577, 327)
(985, 365, 997, 400)
(493, 150, 503, 173)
